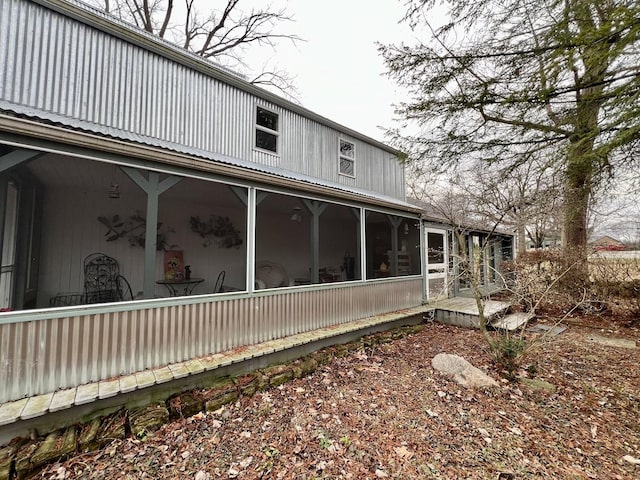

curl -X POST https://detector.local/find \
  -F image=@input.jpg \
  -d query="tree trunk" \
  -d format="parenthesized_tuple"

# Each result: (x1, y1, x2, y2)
(562, 140, 594, 284)
(562, 162, 590, 257)
(516, 215, 527, 254)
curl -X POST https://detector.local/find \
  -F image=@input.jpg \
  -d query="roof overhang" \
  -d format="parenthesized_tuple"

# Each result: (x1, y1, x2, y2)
(0, 111, 421, 216)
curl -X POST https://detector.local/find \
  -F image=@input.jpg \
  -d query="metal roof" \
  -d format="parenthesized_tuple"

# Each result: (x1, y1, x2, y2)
(32, 0, 402, 157)
(0, 102, 420, 213)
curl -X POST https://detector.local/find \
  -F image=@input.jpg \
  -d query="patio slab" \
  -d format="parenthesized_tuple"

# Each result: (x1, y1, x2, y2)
(75, 383, 99, 406)
(21, 393, 54, 420)
(119, 374, 139, 393)
(49, 389, 77, 413)
(135, 370, 157, 389)
(98, 379, 121, 399)
(0, 399, 29, 426)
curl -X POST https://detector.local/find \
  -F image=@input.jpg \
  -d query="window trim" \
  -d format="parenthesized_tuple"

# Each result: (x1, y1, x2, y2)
(338, 138, 356, 178)
(254, 105, 280, 155)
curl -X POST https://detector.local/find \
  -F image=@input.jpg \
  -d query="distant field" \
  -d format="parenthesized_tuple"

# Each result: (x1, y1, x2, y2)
(589, 250, 640, 260)
(589, 251, 640, 282)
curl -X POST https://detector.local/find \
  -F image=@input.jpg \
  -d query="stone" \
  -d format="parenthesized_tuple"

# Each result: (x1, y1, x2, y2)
(129, 403, 169, 439)
(268, 367, 294, 387)
(168, 393, 203, 419)
(0, 444, 17, 480)
(236, 374, 260, 397)
(297, 357, 318, 377)
(14, 440, 39, 479)
(30, 428, 76, 468)
(77, 419, 101, 452)
(202, 376, 236, 394)
(205, 391, 239, 413)
(431, 353, 499, 388)
(269, 368, 293, 387)
(94, 410, 127, 449)
(622, 455, 640, 465)
(586, 334, 637, 349)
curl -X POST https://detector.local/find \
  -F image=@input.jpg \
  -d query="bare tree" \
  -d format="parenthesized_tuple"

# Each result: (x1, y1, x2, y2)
(461, 157, 563, 253)
(87, 0, 302, 99)
(381, 0, 640, 266)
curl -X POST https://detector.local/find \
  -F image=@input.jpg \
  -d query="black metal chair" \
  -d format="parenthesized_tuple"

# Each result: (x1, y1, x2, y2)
(84, 253, 132, 304)
(213, 270, 226, 293)
(116, 274, 134, 301)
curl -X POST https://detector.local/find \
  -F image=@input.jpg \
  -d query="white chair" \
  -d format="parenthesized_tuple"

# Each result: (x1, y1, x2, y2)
(255, 261, 295, 289)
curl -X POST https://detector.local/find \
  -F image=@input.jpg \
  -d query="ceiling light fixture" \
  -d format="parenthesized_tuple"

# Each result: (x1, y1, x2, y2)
(108, 165, 120, 199)
(290, 206, 302, 222)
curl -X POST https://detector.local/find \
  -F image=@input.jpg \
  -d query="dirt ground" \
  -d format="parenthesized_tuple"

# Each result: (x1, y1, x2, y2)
(40, 315, 639, 480)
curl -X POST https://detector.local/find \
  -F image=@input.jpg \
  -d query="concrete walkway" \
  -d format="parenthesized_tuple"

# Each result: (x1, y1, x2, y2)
(0, 305, 433, 445)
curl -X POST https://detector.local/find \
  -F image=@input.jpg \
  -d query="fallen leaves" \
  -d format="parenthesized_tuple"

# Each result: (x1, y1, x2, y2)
(40, 321, 639, 479)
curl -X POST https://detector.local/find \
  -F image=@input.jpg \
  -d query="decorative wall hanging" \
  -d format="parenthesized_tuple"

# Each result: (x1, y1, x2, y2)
(190, 215, 242, 249)
(98, 211, 177, 251)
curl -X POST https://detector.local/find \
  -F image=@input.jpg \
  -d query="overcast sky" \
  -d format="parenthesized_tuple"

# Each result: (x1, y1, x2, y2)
(244, 0, 416, 143)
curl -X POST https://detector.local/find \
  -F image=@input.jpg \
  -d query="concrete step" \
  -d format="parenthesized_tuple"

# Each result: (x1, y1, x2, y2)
(433, 298, 511, 329)
(491, 312, 535, 331)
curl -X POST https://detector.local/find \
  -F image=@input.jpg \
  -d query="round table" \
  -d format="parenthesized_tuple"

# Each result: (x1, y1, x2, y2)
(156, 278, 204, 296)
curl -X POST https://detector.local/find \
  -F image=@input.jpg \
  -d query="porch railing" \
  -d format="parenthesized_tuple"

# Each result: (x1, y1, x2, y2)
(0, 278, 423, 403)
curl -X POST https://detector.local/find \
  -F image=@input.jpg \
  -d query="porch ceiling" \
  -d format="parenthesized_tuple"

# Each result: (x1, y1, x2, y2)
(20, 153, 359, 220)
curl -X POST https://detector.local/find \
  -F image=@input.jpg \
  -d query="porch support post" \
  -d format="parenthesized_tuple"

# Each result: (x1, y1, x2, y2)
(387, 215, 403, 275)
(231, 186, 266, 292)
(246, 188, 257, 293)
(0, 175, 7, 276)
(303, 200, 327, 284)
(360, 208, 367, 280)
(123, 168, 182, 298)
(350, 207, 361, 280)
(0, 149, 43, 173)
(420, 220, 427, 302)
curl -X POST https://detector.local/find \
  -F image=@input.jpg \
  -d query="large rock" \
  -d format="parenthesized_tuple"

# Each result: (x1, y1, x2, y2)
(431, 353, 498, 388)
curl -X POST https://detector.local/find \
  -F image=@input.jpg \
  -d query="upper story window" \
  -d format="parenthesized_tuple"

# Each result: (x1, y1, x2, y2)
(255, 106, 279, 154)
(339, 139, 355, 177)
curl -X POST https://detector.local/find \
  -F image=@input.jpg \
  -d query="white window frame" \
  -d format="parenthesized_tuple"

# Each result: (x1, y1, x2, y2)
(338, 138, 356, 177)
(254, 105, 280, 155)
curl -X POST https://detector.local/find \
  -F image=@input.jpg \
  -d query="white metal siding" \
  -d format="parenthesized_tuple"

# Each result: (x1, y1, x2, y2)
(0, 278, 423, 403)
(0, 0, 405, 199)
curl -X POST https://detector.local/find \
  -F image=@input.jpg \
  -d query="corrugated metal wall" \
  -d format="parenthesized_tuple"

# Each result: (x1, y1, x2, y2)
(0, 0, 405, 199)
(0, 279, 423, 403)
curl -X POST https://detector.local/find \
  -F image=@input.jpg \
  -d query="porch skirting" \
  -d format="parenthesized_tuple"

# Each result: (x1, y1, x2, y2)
(0, 278, 423, 404)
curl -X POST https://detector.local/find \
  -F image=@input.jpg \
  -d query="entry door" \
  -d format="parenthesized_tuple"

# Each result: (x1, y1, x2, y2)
(0, 182, 18, 309)
(0, 175, 42, 310)
(424, 228, 449, 301)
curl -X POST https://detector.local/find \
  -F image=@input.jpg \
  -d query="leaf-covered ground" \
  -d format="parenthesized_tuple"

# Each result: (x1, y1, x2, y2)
(41, 318, 639, 479)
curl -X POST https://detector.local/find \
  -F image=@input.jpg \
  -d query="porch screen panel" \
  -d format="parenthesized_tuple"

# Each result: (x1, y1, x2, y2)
(158, 179, 248, 296)
(365, 212, 420, 279)
(255, 191, 310, 288)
